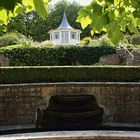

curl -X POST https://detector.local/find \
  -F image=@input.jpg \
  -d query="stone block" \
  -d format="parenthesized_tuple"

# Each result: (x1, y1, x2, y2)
(0, 55, 10, 66)
(99, 54, 121, 65)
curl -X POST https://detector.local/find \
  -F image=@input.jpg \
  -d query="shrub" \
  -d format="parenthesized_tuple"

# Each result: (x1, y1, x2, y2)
(3, 45, 115, 66)
(0, 33, 32, 47)
(89, 35, 115, 47)
(0, 33, 20, 47)
(0, 66, 140, 84)
(41, 40, 54, 47)
(17, 34, 33, 47)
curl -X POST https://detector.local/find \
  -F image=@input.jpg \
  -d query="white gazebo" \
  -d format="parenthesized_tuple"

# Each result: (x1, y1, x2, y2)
(48, 12, 82, 45)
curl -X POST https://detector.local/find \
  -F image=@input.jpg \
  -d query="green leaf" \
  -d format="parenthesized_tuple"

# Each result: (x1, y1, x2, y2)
(14, 4, 24, 15)
(106, 21, 118, 36)
(77, 16, 92, 29)
(114, 0, 122, 6)
(22, 0, 34, 12)
(77, 9, 92, 29)
(114, 9, 119, 17)
(77, 9, 90, 18)
(33, 0, 47, 19)
(108, 12, 115, 22)
(111, 30, 124, 44)
(92, 3, 103, 15)
(0, 8, 7, 24)
(134, 18, 140, 27)
(91, 15, 109, 30)
(128, 22, 139, 34)
(120, 19, 127, 32)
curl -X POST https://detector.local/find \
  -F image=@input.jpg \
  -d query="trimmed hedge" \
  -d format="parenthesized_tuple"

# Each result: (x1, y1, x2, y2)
(0, 66, 140, 84)
(2, 45, 115, 66)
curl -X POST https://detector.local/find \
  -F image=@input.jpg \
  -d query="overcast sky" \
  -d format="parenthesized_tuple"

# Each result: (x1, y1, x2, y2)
(49, 0, 93, 6)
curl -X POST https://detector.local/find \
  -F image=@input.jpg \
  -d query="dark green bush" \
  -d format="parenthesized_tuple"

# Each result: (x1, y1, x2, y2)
(4, 45, 115, 66)
(0, 66, 140, 84)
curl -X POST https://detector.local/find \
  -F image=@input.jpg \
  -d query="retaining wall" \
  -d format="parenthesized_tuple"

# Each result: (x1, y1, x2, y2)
(0, 82, 139, 129)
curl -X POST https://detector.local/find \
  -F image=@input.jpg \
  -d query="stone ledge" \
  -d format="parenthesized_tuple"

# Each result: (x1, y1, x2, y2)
(1, 130, 140, 140)
(0, 82, 140, 87)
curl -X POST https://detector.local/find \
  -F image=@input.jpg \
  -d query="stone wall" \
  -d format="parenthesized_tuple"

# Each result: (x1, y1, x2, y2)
(0, 82, 140, 129)
(99, 54, 121, 65)
(99, 49, 140, 65)
(0, 55, 10, 66)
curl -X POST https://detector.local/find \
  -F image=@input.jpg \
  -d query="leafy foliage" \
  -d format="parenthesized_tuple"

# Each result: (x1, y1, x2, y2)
(0, 66, 140, 84)
(77, 0, 140, 44)
(0, 0, 49, 33)
(1, 45, 115, 66)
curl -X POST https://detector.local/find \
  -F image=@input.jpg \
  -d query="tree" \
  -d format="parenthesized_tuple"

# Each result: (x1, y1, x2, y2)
(7, 0, 91, 41)
(77, 0, 140, 44)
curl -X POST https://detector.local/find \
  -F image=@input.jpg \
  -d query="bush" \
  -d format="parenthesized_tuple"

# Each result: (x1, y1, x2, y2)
(0, 66, 140, 84)
(41, 40, 54, 47)
(89, 35, 115, 47)
(2, 45, 115, 66)
(0, 33, 20, 47)
(0, 33, 32, 47)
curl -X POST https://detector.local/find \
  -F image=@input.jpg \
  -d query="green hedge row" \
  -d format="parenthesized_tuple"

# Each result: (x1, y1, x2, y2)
(3, 45, 115, 66)
(0, 66, 140, 84)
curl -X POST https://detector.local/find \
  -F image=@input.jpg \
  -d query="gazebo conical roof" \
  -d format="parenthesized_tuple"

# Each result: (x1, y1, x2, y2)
(48, 11, 81, 34)
(58, 12, 73, 29)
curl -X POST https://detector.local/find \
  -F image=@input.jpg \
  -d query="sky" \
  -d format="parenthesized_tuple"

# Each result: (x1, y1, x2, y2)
(49, 0, 93, 6)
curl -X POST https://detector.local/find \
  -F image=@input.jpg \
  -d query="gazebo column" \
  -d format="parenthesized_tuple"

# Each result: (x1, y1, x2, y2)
(50, 33, 52, 41)
(69, 31, 71, 44)
(60, 31, 62, 44)
(50, 33, 51, 41)
(78, 32, 80, 42)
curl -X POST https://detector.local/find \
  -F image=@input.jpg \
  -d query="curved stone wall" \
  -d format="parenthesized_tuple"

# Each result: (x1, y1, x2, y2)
(0, 82, 139, 130)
